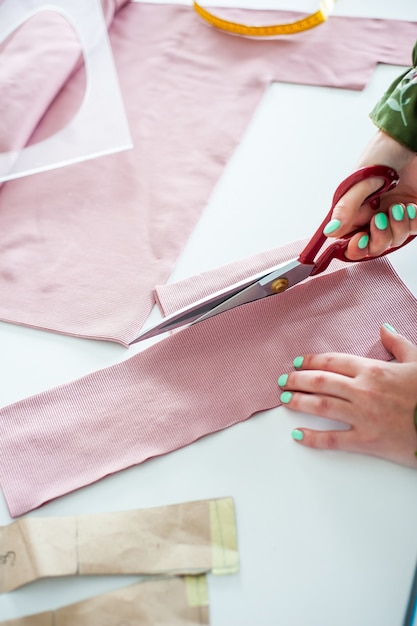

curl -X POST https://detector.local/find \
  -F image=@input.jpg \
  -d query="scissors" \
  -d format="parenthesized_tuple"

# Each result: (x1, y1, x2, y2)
(132, 164, 414, 344)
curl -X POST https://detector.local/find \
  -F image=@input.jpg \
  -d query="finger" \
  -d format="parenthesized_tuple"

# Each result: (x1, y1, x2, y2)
(367, 212, 393, 257)
(345, 204, 416, 259)
(388, 203, 412, 248)
(292, 352, 364, 378)
(380, 323, 417, 363)
(280, 389, 354, 424)
(278, 369, 353, 401)
(290, 426, 357, 452)
(327, 178, 382, 238)
(344, 231, 370, 260)
(406, 203, 417, 235)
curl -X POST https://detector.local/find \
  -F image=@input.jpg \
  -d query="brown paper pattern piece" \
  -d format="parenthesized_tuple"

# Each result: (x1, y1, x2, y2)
(0, 575, 210, 625)
(0, 497, 238, 592)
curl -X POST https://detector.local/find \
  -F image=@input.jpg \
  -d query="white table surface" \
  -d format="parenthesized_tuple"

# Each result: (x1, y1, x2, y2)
(1, 1, 417, 624)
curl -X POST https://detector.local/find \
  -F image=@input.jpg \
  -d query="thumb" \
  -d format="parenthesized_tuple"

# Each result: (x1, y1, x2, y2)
(290, 427, 357, 453)
(326, 178, 381, 237)
(380, 323, 417, 363)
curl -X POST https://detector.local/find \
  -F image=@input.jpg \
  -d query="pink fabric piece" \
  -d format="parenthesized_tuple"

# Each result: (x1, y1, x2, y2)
(1, 246, 417, 517)
(0, 4, 415, 345)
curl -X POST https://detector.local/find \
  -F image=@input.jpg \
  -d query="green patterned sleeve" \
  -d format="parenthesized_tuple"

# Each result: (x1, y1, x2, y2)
(369, 41, 417, 152)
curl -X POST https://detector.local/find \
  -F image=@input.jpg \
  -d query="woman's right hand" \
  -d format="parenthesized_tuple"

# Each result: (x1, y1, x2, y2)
(324, 130, 417, 260)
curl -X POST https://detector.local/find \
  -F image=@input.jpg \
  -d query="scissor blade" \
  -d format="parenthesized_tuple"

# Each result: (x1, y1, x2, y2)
(193, 259, 314, 324)
(130, 258, 314, 344)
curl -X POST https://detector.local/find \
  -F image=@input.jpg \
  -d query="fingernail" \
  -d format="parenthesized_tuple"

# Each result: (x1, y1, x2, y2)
(383, 322, 397, 333)
(374, 212, 388, 230)
(392, 203, 404, 221)
(406, 204, 417, 219)
(293, 356, 304, 369)
(323, 219, 341, 235)
(277, 373, 288, 387)
(291, 429, 304, 441)
(357, 234, 369, 249)
(280, 391, 293, 404)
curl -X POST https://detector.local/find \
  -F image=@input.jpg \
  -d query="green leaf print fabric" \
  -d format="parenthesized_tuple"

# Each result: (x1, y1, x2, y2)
(370, 42, 417, 151)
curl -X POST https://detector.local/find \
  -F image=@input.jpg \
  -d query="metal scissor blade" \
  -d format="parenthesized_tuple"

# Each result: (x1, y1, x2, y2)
(130, 258, 314, 344)
(192, 258, 314, 324)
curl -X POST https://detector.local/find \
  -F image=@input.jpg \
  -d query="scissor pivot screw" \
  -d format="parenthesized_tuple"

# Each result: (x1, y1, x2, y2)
(271, 277, 289, 293)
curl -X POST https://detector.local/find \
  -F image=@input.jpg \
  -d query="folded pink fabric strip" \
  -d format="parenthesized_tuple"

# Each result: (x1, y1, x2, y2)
(0, 4, 415, 345)
(1, 245, 417, 517)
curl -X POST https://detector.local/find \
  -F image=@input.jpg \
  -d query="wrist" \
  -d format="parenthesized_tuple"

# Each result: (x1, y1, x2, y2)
(357, 130, 416, 172)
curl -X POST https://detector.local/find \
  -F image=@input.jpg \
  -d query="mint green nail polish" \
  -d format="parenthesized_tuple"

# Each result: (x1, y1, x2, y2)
(291, 429, 304, 441)
(293, 356, 304, 369)
(357, 235, 369, 249)
(278, 374, 288, 387)
(280, 391, 293, 404)
(383, 322, 397, 333)
(374, 212, 388, 230)
(323, 219, 341, 235)
(407, 204, 417, 219)
(392, 203, 404, 221)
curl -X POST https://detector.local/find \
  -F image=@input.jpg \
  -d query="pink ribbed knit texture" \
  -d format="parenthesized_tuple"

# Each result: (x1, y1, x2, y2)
(0, 4, 415, 344)
(1, 247, 417, 517)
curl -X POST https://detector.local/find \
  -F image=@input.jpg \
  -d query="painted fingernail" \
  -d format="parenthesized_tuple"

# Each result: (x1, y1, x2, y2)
(291, 429, 304, 441)
(280, 391, 293, 404)
(278, 374, 288, 387)
(374, 212, 388, 230)
(323, 219, 342, 235)
(406, 204, 417, 219)
(383, 322, 397, 333)
(392, 203, 404, 221)
(357, 234, 369, 249)
(293, 356, 304, 369)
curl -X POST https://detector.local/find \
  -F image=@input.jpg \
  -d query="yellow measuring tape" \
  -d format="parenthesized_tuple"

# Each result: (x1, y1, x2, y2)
(193, 1, 335, 37)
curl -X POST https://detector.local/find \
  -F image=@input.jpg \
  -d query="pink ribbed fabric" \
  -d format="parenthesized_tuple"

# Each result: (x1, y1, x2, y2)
(0, 4, 415, 344)
(1, 249, 417, 517)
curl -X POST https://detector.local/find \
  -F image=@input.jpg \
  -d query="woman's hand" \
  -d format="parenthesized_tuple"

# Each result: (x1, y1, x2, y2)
(324, 130, 417, 260)
(277, 324, 417, 468)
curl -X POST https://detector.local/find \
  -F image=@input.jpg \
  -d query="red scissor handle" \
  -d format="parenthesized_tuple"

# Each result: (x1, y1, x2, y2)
(297, 164, 412, 276)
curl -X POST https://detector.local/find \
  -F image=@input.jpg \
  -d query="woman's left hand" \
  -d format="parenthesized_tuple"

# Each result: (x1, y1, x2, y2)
(278, 324, 417, 468)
